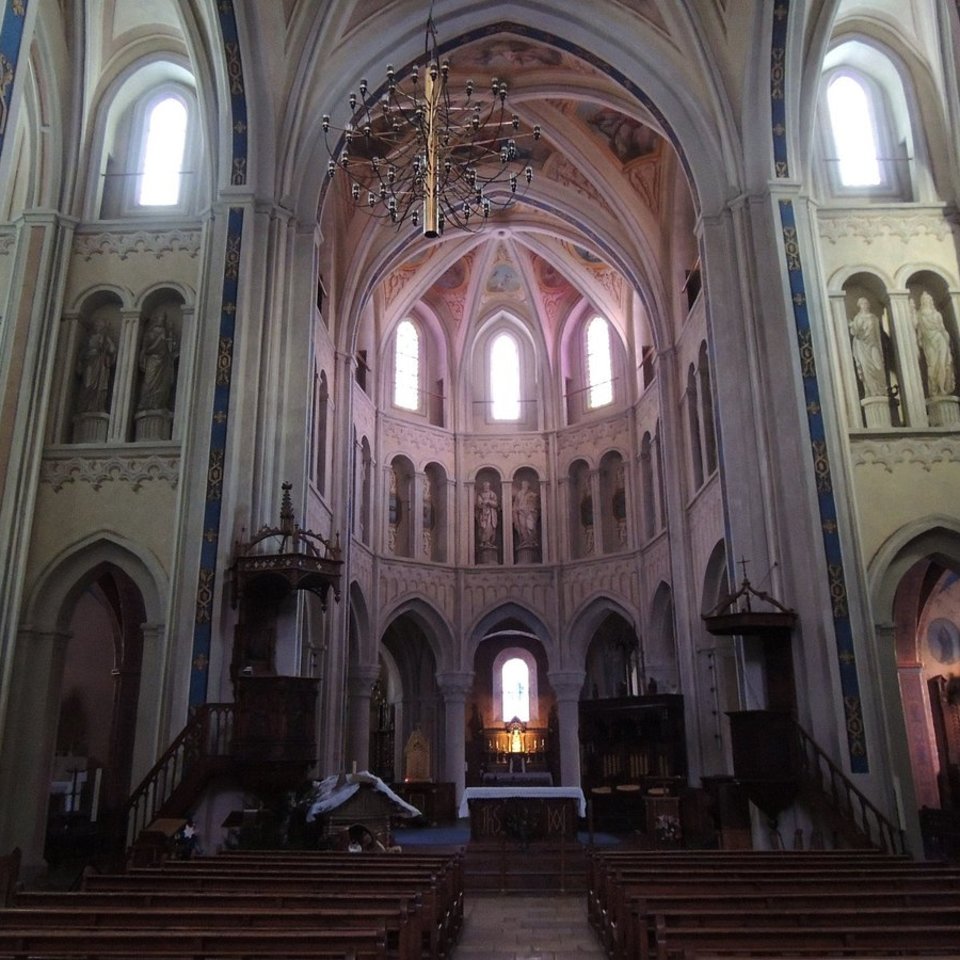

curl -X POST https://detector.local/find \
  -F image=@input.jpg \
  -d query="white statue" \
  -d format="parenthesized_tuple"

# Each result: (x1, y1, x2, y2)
(476, 481, 499, 548)
(849, 297, 887, 398)
(914, 291, 955, 397)
(137, 310, 179, 411)
(75, 318, 117, 414)
(512, 479, 540, 548)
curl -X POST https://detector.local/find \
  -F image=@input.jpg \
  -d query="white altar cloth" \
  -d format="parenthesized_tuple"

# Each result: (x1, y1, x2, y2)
(459, 786, 586, 818)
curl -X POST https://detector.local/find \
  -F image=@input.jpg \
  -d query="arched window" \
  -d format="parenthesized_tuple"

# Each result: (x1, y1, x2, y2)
(586, 316, 613, 409)
(501, 657, 530, 722)
(490, 332, 520, 420)
(394, 319, 420, 410)
(827, 75, 881, 187)
(138, 96, 188, 206)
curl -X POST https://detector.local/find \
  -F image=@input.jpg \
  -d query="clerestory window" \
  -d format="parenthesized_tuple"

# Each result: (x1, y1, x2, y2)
(490, 332, 521, 421)
(138, 96, 188, 206)
(501, 657, 530, 722)
(586, 316, 614, 409)
(394, 319, 420, 410)
(827, 75, 881, 187)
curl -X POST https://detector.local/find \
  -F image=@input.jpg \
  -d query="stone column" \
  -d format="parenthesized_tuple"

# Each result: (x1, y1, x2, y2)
(131, 623, 165, 787)
(110, 309, 142, 443)
(549, 670, 585, 788)
(0, 630, 69, 871)
(436, 672, 474, 810)
(888, 293, 928, 428)
(345, 664, 381, 772)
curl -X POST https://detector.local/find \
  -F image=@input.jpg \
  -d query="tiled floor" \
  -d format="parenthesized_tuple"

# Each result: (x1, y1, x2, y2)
(453, 893, 606, 959)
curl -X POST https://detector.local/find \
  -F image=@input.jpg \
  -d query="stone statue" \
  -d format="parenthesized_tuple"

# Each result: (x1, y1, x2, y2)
(403, 725, 431, 782)
(476, 481, 499, 547)
(849, 297, 887, 398)
(137, 310, 179, 411)
(75, 318, 117, 414)
(914, 291, 955, 396)
(512, 480, 540, 547)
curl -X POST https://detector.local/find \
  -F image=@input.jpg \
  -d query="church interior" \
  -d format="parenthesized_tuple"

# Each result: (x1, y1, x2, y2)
(1, 1, 960, 939)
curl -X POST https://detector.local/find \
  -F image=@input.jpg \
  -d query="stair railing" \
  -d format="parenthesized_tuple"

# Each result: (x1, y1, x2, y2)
(122, 703, 235, 848)
(795, 722, 905, 854)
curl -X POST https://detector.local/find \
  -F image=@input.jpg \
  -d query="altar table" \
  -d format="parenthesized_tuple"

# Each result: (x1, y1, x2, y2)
(460, 787, 586, 841)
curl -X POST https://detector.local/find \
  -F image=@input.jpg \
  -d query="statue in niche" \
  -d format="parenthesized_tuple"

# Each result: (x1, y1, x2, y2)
(403, 725, 431, 782)
(137, 309, 179, 411)
(75, 318, 117, 414)
(387, 467, 400, 554)
(580, 484, 594, 555)
(612, 463, 627, 547)
(422, 478, 434, 559)
(476, 481, 499, 548)
(513, 480, 540, 548)
(848, 297, 888, 398)
(914, 291, 956, 397)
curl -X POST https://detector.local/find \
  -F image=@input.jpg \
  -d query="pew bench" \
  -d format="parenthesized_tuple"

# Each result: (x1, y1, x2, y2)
(0, 925, 388, 959)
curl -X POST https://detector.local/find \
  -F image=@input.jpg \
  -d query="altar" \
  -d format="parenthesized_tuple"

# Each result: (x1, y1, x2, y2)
(460, 787, 586, 841)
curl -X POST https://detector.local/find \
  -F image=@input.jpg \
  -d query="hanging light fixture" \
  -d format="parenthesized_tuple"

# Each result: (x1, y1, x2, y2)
(322, 6, 541, 238)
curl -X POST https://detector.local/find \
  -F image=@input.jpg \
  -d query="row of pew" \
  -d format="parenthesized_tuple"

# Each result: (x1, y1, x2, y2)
(587, 848, 960, 960)
(0, 847, 464, 959)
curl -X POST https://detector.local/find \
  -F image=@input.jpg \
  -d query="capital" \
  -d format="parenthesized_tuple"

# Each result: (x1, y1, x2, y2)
(435, 671, 474, 700)
(548, 670, 586, 701)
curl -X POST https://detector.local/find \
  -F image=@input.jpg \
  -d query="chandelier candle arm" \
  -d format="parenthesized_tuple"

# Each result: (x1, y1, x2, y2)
(322, 12, 541, 237)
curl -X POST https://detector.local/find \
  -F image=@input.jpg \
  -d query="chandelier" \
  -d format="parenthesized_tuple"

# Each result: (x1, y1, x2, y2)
(322, 8, 541, 238)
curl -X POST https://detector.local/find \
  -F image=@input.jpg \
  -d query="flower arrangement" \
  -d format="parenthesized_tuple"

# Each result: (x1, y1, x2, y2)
(654, 813, 682, 845)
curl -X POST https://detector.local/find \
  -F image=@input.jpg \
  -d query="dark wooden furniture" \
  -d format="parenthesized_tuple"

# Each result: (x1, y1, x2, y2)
(393, 781, 456, 824)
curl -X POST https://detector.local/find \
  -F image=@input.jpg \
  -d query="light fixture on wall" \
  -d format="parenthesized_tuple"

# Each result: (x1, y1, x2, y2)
(322, 4, 540, 238)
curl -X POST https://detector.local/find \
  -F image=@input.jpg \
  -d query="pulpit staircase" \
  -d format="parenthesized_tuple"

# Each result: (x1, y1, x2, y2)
(795, 722, 905, 853)
(121, 703, 236, 851)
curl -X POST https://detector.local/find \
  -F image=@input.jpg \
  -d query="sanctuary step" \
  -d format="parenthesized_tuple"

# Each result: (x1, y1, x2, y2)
(463, 840, 589, 892)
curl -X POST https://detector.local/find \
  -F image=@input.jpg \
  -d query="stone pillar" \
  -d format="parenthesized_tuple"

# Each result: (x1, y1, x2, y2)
(549, 670, 585, 788)
(345, 664, 381, 772)
(0, 630, 69, 872)
(110, 309, 142, 443)
(889, 293, 928, 428)
(436, 672, 474, 810)
(131, 623, 165, 787)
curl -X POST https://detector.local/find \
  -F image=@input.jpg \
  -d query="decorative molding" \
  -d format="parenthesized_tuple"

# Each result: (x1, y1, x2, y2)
(40, 451, 180, 492)
(462, 567, 555, 629)
(0, 230, 15, 255)
(851, 435, 960, 472)
(461, 433, 547, 473)
(562, 554, 641, 614)
(381, 417, 455, 472)
(379, 561, 458, 613)
(72, 228, 202, 261)
(546, 154, 605, 207)
(627, 158, 661, 214)
(818, 213, 954, 245)
(557, 416, 629, 462)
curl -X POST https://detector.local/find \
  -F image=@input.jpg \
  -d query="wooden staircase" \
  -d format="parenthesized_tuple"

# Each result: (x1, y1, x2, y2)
(795, 722, 905, 853)
(122, 703, 236, 849)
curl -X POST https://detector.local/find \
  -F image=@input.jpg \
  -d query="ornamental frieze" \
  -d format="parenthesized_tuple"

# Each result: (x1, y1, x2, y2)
(818, 212, 953, 245)
(72, 228, 202, 261)
(851, 434, 960, 472)
(40, 451, 180, 491)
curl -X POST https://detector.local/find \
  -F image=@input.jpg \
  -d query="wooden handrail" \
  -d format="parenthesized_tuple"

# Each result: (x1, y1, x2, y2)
(121, 703, 235, 848)
(795, 722, 905, 854)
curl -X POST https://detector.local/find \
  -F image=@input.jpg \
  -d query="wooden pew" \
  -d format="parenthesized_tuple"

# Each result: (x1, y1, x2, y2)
(0, 924, 388, 958)
(587, 850, 960, 960)
(8, 893, 421, 960)
(84, 863, 452, 958)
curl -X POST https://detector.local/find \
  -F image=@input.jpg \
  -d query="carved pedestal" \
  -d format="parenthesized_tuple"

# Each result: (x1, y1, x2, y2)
(515, 545, 539, 564)
(861, 395, 892, 428)
(134, 409, 173, 441)
(477, 544, 498, 565)
(927, 395, 960, 427)
(72, 413, 109, 443)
